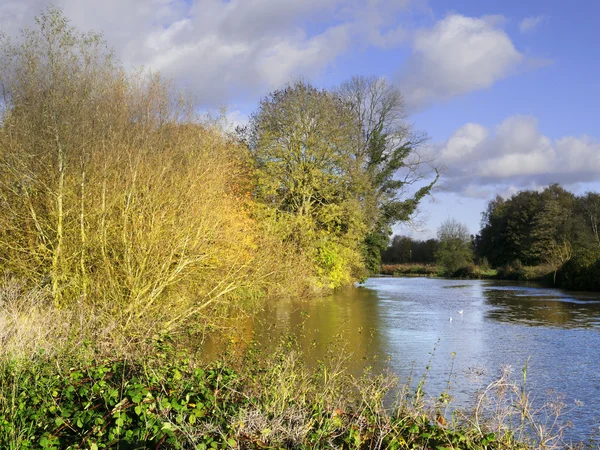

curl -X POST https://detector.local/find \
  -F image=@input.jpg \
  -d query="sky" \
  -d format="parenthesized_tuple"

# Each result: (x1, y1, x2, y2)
(2, 0, 599, 239)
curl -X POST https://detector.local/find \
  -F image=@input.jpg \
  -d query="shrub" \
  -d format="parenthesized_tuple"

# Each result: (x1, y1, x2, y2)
(557, 250, 600, 291)
(0, 8, 319, 341)
(0, 344, 580, 449)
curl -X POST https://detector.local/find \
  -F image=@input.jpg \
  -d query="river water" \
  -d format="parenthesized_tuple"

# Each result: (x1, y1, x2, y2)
(246, 277, 600, 443)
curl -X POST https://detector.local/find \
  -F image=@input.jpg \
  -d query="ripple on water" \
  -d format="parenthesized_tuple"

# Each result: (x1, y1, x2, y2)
(249, 277, 600, 443)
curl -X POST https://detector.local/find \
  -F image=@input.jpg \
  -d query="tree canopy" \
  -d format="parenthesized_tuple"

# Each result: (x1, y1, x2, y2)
(475, 184, 600, 289)
(240, 78, 438, 286)
(435, 218, 473, 275)
(336, 76, 438, 272)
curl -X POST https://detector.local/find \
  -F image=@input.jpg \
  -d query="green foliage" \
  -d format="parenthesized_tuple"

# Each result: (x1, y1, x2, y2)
(242, 80, 369, 289)
(435, 219, 473, 275)
(0, 344, 548, 450)
(337, 76, 438, 275)
(475, 184, 600, 290)
(246, 81, 358, 219)
(239, 80, 441, 286)
(314, 240, 356, 289)
(0, 352, 242, 449)
(382, 235, 439, 264)
(362, 230, 390, 274)
(557, 248, 600, 291)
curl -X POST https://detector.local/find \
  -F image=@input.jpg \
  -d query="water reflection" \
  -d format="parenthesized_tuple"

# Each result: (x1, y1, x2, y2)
(482, 282, 600, 328)
(252, 287, 388, 375)
(205, 277, 600, 442)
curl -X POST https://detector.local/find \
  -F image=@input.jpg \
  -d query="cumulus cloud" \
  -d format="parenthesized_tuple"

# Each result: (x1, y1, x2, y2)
(434, 115, 600, 197)
(399, 14, 523, 110)
(519, 16, 546, 33)
(0, 0, 420, 106)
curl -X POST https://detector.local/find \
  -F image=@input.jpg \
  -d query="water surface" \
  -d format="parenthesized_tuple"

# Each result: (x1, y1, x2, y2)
(249, 277, 600, 443)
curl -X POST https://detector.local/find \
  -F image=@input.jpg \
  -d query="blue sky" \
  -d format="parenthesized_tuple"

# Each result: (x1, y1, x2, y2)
(2, 0, 599, 239)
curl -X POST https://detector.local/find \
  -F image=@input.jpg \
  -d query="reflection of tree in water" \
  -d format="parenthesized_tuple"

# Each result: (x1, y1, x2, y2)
(251, 287, 388, 376)
(482, 286, 600, 328)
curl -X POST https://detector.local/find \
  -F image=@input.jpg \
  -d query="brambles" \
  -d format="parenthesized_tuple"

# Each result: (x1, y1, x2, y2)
(0, 341, 582, 449)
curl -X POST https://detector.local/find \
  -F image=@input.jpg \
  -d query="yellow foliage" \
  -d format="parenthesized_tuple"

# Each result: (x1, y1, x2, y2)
(0, 8, 318, 340)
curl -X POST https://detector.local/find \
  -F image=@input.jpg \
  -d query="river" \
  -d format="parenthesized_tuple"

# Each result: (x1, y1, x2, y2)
(243, 276, 600, 444)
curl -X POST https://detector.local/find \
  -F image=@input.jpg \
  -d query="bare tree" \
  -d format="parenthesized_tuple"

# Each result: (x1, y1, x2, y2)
(336, 75, 439, 272)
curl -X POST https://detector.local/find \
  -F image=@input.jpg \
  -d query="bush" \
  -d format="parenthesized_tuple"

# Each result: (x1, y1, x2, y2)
(557, 250, 600, 291)
(0, 8, 321, 342)
(0, 342, 579, 450)
(451, 264, 479, 278)
(495, 261, 550, 282)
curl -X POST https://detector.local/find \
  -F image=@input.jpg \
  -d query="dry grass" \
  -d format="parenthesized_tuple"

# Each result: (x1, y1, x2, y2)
(0, 275, 153, 359)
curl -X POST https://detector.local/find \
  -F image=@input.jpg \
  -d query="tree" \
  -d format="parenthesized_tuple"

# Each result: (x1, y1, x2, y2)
(531, 184, 575, 262)
(435, 219, 473, 274)
(336, 75, 438, 273)
(245, 81, 358, 218)
(242, 80, 367, 288)
(475, 184, 600, 288)
(475, 195, 508, 266)
(381, 235, 438, 264)
(580, 192, 600, 249)
(546, 239, 573, 286)
(382, 235, 412, 263)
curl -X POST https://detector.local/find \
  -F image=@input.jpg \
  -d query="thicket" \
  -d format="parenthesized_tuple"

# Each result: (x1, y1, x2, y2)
(0, 4, 440, 358)
(475, 184, 600, 290)
(0, 8, 322, 348)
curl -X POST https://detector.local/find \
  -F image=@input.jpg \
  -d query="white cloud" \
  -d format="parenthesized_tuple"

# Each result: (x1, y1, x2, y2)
(0, 0, 420, 106)
(435, 115, 600, 197)
(399, 14, 523, 110)
(222, 109, 249, 133)
(519, 16, 546, 33)
(438, 123, 489, 164)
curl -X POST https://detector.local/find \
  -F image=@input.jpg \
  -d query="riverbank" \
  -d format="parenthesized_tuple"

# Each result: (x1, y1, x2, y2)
(380, 263, 560, 285)
(381, 258, 600, 292)
(381, 263, 499, 279)
(2, 276, 596, 448)
(1, 340, 584, 449)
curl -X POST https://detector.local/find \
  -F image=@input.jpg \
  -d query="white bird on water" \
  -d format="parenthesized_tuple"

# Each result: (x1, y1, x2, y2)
(457, 310, 463, 315)
(449, 317, 453, 322)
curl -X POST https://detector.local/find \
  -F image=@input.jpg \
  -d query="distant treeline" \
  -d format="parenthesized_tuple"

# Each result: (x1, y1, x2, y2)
(381, 236, 439, 264)
(475, 184, 600, 290)
(382, 184, 600, 290)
